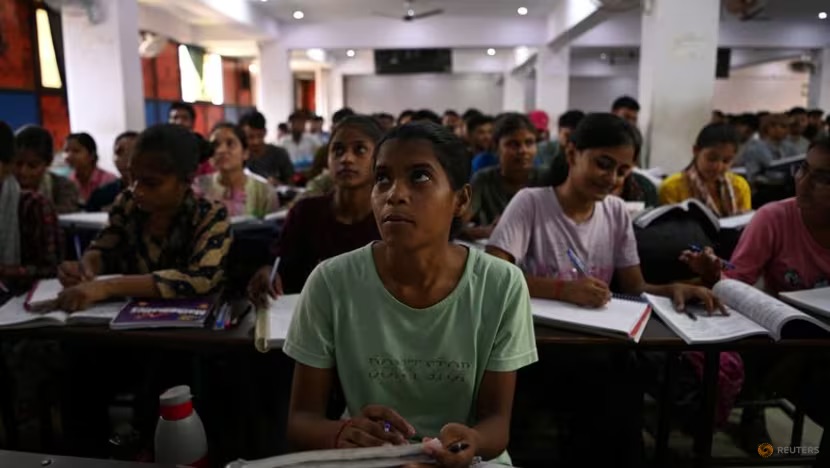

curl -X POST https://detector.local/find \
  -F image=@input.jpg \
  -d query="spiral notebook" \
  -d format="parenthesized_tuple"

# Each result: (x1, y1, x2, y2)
(531, 294, 652, 342)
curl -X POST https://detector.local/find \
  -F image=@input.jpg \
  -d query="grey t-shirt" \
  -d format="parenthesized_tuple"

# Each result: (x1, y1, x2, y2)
(736, 138, 799, 183)
(470, 166, 542, 226)
(488, 187, 640, 284)
(246, 144, 295, 184)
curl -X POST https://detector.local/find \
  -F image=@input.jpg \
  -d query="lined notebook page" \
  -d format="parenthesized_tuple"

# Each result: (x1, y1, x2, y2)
(646, 294, 769, 344)
(227, 442, 434, 468)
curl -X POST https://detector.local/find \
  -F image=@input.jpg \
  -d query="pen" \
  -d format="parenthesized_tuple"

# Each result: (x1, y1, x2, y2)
(269, 256, 281, 287)
(74, 235, 88, 278)
(566, 248, 588, 276)
(687, 244, 735, 271)
(448, 441, 470, 454)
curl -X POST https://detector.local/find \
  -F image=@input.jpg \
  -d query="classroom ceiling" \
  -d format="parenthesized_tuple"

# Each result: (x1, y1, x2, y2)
(252, 0, 560, 22)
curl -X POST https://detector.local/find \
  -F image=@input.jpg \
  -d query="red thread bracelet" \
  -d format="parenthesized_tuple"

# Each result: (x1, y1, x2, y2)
(334, 419, 353, 448)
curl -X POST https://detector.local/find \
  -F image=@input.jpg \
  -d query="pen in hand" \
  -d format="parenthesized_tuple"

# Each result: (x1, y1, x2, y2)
(688, 244, 735, 271)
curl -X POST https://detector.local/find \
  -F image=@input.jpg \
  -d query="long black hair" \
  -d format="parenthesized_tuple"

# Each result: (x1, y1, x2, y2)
(374, 122, 470, 239)
(66, 132, 99, 163)
(133, 124, 200, 182)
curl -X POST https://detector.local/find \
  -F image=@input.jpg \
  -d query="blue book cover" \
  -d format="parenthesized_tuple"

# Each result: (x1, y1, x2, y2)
(110, 297, 216, 330)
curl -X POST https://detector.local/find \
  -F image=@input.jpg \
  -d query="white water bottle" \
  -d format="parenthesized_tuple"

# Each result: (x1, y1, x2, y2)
(154, 385, 208, 467)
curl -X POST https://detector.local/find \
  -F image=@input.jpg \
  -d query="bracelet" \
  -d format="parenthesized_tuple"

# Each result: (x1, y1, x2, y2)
(333, 419, 353, 448)
(552, 279, 564, 300)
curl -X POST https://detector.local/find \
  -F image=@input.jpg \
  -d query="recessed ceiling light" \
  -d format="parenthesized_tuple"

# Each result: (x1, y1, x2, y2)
(819, 11, 828, 19)
(487, 48, 496, 56)
(293, 10, 304, 19)
(517, 7, 528, 16)
(346, 49, 356, 58)
(407, 8, 415, 17)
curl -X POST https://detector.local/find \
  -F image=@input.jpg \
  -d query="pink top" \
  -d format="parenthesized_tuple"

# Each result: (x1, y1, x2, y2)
(724, 198, 830, 294)
(71, 167, 118, 204)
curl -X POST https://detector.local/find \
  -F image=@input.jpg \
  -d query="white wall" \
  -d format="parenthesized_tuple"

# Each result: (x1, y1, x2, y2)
(713, 60, 809, 113)
(569, 76, 639, 113)
(344, 74, 502, 115)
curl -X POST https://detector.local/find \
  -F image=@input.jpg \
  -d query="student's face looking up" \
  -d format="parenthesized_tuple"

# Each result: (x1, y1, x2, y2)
(372, 138, 470, 249)
(566, 144, 636, 202)
(168, 109, 194, 130)
(242, 125, 267, 156)
(12, 149, 49, 190)
(693, 142, 737, 183)
(471, 123, 494, 152)
(210, 127, 247, 174)
(328, 126, 375, 189)
(64, 138, 95, 172)
(497, 129, 537, 178)
(129, 153, 191, 214)
(794, 146, 830, 216)
(113, 136, 136, 180)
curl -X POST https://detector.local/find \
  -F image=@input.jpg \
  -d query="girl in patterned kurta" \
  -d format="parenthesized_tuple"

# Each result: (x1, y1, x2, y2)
(55, 124, 232, 311)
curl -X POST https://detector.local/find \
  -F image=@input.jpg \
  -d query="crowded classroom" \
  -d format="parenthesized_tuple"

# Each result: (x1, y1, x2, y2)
(1, 0, 830, 467)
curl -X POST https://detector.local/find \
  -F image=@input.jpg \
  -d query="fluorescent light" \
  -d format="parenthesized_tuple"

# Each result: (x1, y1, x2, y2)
(819, 11, 828, 19)
(346, 49, 356, 58)
(487, 48, 496, 56)
(517, 7, 528, 15)
(306, 48, 325, 62)
(293, 10, 304, 19)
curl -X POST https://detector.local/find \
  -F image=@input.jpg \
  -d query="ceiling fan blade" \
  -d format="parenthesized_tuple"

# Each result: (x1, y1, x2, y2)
(412, 8, 444, 19)
(371, 10, 404, 19)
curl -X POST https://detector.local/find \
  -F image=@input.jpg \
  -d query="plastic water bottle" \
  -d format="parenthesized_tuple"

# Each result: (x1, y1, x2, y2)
(154, 385, 208, 467)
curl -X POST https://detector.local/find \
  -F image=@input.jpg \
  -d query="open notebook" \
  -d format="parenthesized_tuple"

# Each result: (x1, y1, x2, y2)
(646, 279, 830, 344)
(531, 295, 652, 343)
(58, 212, 109, 230)
(26, 276, 122, 312)
(779, 287, 830, 318)
(633, 199, 755, 231)
(254, 294, 302, 353)
(0, 296, 126, 329)
(226, 443, 435, 468)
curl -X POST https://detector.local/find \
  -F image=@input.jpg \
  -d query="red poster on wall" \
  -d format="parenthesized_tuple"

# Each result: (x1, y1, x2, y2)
(0, 0, 36, 90)
(40, 94, 70, 150)
(142, 57, 156, 99)
(206, 105, 224, 132)
(154, 42, 181, 101)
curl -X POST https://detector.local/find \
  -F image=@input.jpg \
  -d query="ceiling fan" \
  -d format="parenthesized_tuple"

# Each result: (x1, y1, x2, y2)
(373, 1, 445, 22)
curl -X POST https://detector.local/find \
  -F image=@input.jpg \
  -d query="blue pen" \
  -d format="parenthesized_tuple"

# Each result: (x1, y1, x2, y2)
(688, 244, 735, 270)
(566, 248, 588, 276)
(73, 235, 88, 278)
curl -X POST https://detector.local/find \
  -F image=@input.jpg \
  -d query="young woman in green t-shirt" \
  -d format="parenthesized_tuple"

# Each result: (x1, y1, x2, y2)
(283, 122, 538, 467)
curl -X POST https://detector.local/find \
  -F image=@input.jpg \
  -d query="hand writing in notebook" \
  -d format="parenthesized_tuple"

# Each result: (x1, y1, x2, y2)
(678, 245, 726, 287)
(248, 265, 284, 310)
(669, 283, 729, 316)
(407, 423, 479, 468)
(336, 405, 415, 448)
(563, 248, 611, 308)
(56, 281, 109, 312)
(58, 251, 102, 287)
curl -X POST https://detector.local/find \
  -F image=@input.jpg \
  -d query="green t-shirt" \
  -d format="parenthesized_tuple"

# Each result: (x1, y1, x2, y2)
(283, 244, 538, 463)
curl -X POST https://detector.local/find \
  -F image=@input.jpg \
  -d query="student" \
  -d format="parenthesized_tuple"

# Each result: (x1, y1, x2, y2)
(309, 115, 330, 144)
(13, 125, 80, 214)
(411, 109, 442, 126)
(303, 109, 361, 200)
(468, 115, 496, 173)
(611, 95, 640, 126)
(806, 109, 827, 142)
(65, 133, 118, 205)
(239, 110, 294, 185)
(194, 123, 279, 218)
(464, 113, 542, 240)
(279, 111, 321, 171)
(442, 109, 461, 134)
(486, 114, 720, 465)
(376, 112, 395, 133)
(787, 107, 811, 154)
(659, 123, 752, 216)
(248, 116, 384, 299)
(86, 131, 137, 212)
(682, 137, 830, 459)
(168, 101, 196, 130)
(535, 110, 585, 170)
(397, 109, 415, 127)
(739, 113, 800, 183)
(55, 124, 232, 311)
(283, 122, 537, 466)
(0, 121, 61, 295)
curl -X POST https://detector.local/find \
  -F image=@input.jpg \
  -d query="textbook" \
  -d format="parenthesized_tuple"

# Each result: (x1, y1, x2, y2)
(0, 296, 126, 329)
(780, 287, 830, 319)
(633, 199, 754, 231)
(226, 442, 437, 468)
(646, 279, 830, 344)
(110, 296, 217, 330)
(25, 276, 123, 312)
(254, 294, 301, 352)
(531, 295, 652, 343)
